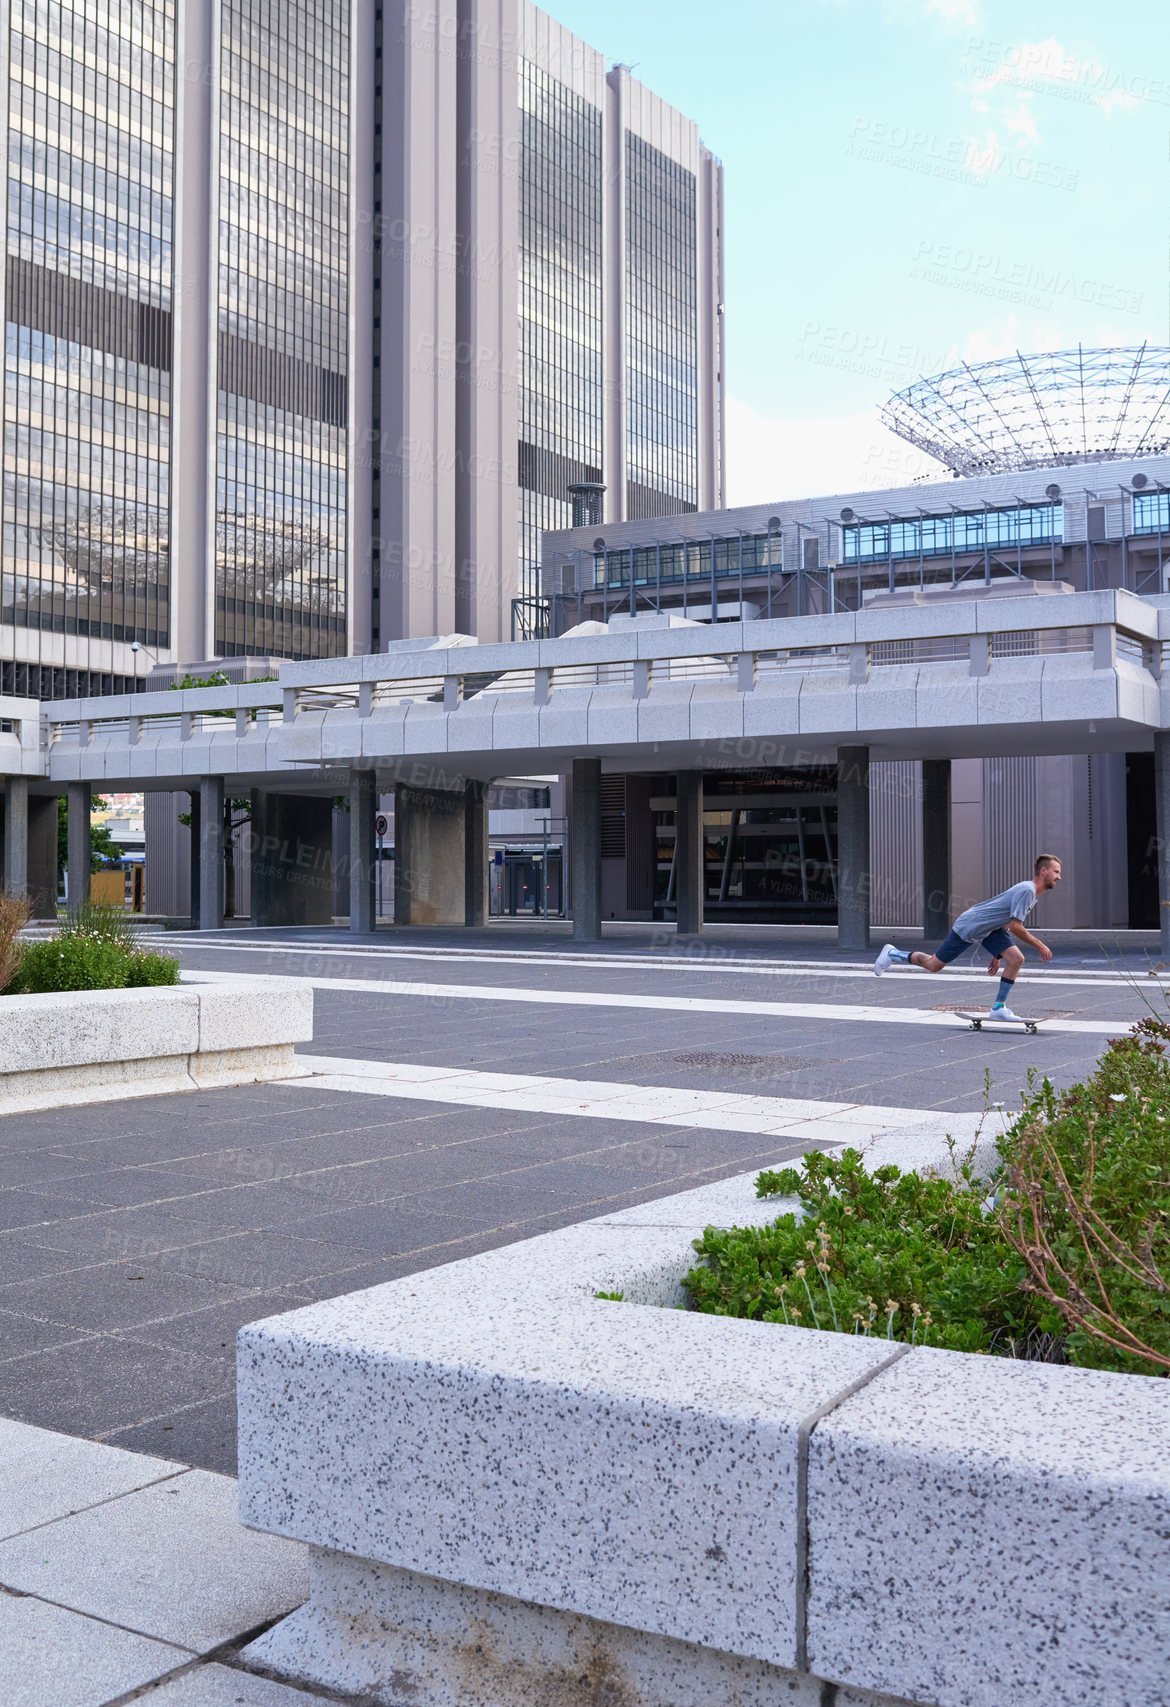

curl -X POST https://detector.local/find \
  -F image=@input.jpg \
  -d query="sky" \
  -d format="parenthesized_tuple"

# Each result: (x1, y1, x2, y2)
(545, 0, 1170, 503)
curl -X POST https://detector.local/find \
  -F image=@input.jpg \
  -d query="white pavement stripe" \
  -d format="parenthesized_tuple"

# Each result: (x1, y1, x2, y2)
(147, 934, 1154, 988)
(186, 968, 1132, 1035)
(291, 1053, 1004, 1147)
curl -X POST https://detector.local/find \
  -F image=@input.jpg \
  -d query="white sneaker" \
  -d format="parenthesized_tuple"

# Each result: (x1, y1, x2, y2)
(990, 1004, 1024, 1022)
(873, 943, 899, 976)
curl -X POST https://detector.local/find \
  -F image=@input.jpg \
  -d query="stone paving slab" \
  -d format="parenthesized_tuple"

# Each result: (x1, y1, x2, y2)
(143, 1663, 348, 1704)
(0, 1416, 180, 1540)
(0, 1417, 316, 1706)
(0, 1591, 189, 1707)
(0, 1466, 307, 1652)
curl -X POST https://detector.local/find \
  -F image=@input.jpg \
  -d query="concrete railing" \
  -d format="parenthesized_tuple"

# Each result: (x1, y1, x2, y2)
(236, 1117, 1170, 1707)
(274, 586, 1161, 703)
(2, 588, 1163, 786)
(0, 695, 48, 777)
(45, 680, 285, 748)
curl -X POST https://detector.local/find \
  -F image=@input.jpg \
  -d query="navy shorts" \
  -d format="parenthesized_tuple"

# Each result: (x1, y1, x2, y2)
(935, 926, 1013, 964)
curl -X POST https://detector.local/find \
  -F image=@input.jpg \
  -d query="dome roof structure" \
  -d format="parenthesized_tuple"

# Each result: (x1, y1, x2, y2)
(879, 344, 1170, 477)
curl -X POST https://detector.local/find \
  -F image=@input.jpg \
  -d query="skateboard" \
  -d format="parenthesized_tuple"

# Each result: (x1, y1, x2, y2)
(956, 1011, 1045, 1036)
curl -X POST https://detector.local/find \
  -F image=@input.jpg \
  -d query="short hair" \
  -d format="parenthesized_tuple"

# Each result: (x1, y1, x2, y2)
(1035, 853, 1060, 874)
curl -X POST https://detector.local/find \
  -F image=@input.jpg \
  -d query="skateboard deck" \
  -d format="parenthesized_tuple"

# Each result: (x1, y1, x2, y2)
(956, 1011, 1045, 1035)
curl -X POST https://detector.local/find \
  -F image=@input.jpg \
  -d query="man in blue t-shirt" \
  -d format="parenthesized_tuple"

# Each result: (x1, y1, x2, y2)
(873, 854, 1062, 1021)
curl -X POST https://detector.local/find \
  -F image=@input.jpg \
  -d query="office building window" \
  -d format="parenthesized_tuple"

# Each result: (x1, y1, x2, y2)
(517, 58, 602, 601)
(4, 0, 174, 658)
(1133, 490, 1170, 534)
(841, 502, 1062, 564)
(594, 530, 781, 588)
(215, 0, 348, 658)
(625, 132, 697, 520)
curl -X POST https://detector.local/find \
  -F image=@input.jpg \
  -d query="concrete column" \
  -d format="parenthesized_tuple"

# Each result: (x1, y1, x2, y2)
(3, 777, 28, 895)
(199, 776, 225, 931)
(66, 781, 91, 913)
(922, 759, 952, 943)
(674, 771, 705, 936)
(349, 770, 377, 934)
(570, 758, 602, 942)
(28, 797, 58, 919)
(250, 794, 336, 927)
(837, 745, 870, 953)
(464, 781, 489, 928)
(394, 784, 466, 926)
(1156, 732, 1170, 958)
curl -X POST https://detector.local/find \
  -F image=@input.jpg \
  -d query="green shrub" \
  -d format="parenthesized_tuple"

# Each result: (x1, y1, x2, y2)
(57, 901, 137, 952)
(11, 936, 132, 994)
(683, 1148, 1044, 1355)
(998, 1022, 1170, 1376)
(124, 950, 181, 987)
(682, 1021, 1170, 1377)
(6, 909, 180, 994)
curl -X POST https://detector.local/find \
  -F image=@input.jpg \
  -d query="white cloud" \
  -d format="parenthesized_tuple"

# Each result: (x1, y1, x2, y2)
(724, 395, 948, 505)
(925, 0, 979, 29)
(968, 36, 1142, 120)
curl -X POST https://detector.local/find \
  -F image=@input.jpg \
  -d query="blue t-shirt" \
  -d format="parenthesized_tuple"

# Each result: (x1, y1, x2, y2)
(952, 881, 1037, 943)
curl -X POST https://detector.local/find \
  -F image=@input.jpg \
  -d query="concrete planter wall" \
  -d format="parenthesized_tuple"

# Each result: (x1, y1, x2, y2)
(236, 1123, 1170, 1707)
(0, 976, 313, 1114)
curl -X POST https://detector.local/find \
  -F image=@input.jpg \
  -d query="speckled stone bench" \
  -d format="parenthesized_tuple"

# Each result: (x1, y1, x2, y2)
(0, 975, 313, 1114)
(236, 1125, 1170, 1707)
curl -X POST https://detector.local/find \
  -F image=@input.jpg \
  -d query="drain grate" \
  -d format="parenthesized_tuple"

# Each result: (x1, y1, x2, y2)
(670, 1051, 820, 1072)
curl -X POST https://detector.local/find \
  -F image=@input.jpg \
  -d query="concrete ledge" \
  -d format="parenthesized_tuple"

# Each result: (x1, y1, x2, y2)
(0, 978, 313, 1115)
(237, 1125, 1170, 1706)
(230, 1124, 1170, 1707)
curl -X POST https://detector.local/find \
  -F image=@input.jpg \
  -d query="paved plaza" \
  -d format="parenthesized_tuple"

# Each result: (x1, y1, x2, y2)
(0, 921, 1158, 1703)
(0, 922, 1152, 1471)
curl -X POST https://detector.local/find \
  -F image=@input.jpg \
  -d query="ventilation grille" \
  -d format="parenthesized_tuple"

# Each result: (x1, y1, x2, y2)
(601, 775, 627, 858)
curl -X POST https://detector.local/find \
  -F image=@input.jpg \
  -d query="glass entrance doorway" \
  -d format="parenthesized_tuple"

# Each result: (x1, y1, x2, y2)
(490, 849, 564, 916)
(651, 770, 839, 922)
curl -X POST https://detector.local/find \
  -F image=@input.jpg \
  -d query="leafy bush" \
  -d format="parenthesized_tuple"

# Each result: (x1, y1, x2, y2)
(684, 1148, 1043, 1354)
(998, 1021, 1170, 1376)
(11, 935, 132, 993)
(682, 1022, 1170, 1377)
(6, 901, 179, 994)
(124, 950, 180, 988)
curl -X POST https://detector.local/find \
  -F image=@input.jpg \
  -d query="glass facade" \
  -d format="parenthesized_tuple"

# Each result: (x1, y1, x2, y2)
(215, 0, 348, 658)
(1133, 490, 1170, 534)
(841, 502, 1062, 564)
(594, 529, 780, 589)
(517, 59, 602, 602)
(4, 0, 175, 691)
(624, 132, 698, 521)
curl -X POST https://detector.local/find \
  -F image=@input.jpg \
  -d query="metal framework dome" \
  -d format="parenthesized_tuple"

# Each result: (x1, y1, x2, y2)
(879, 344, 1170, 477)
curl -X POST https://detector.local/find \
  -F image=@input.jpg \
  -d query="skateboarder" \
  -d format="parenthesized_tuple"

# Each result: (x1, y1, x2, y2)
(873, 855, 1062, 1021)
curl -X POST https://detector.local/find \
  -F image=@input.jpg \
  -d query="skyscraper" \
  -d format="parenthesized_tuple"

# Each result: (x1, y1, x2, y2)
(1, 1, 724, 693)
(3, 0, 176, 697)
(512, 25, 725, 610)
